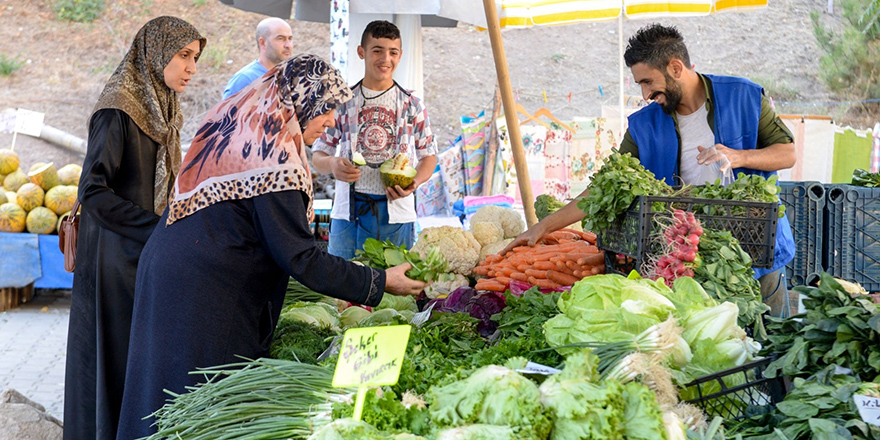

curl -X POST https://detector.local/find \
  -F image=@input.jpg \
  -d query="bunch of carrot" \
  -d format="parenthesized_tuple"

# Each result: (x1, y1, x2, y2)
(473, 228, 605, 292)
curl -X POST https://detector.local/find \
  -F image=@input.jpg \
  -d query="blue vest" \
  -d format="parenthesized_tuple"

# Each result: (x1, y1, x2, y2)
(626, 74, 794, 276)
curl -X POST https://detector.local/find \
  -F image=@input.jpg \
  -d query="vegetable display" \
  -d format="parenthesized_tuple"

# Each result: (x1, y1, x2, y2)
(472, 228, 602, 291)
(762, 272, 880, 381)
(692, 229, 768, 336)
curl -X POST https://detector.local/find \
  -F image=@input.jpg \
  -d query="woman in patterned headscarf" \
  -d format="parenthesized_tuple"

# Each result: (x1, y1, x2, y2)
(64, 16, 205, 440)
(115, 55, 426, 439)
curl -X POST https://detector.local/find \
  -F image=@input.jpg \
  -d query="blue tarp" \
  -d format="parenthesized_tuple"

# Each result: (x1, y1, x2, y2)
(0, 232, 72, 289)
(36, 235, 73, 289)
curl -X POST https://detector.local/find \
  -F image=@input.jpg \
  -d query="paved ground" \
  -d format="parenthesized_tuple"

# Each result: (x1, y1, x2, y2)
(0, 290, 69, 422)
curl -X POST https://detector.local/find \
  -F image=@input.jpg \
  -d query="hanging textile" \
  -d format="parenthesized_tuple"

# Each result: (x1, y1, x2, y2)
(461, 111, 489, 196)
(831, 126, 873, 183)
(543, 128, 572, 200)
(437, 138, 467, 213)
(508, 124, 548, 204)
(568, 117, 617, 198)
(330, 0, 349, 80)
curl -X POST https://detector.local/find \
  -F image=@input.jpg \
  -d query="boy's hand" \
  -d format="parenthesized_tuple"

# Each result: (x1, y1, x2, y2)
(386, 180, 418, 202)
(332, 157, 361, 182)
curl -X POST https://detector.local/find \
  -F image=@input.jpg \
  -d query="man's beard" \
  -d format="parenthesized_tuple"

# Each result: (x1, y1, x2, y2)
(658, 73, 683, 115)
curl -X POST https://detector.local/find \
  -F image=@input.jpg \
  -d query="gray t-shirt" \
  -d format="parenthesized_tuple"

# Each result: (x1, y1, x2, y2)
(677, 103, 721, 185)
(355, 86, 399, 195)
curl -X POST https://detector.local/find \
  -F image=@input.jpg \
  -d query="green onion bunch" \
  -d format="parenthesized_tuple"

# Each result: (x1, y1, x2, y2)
(146, 358, 348, 440)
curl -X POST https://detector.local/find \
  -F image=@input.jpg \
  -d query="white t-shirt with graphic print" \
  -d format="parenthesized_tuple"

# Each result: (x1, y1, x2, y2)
(355, 86, 399, 195)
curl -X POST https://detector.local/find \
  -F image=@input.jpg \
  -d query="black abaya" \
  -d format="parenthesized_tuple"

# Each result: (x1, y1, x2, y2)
(64, 109, 161, 440)
(116, 189, 384, 439)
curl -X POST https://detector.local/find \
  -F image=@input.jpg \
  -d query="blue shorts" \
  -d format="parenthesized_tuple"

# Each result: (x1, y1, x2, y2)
(328, 193, 415, 260)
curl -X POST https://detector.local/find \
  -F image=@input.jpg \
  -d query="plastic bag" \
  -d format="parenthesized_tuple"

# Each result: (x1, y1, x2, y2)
(698, 145, 734, 186)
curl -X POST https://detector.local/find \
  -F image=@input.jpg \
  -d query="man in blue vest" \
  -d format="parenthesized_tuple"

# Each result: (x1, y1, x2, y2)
(506, 24, 797, 317)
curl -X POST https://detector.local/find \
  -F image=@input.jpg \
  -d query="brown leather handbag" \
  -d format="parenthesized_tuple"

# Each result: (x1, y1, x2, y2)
(57, 199, 81, 273)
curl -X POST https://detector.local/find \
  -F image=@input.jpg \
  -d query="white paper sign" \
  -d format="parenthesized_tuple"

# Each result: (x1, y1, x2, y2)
(853, 394, 880, 427)
(517, 362, 562, 376)
(14, 109, 44, 137)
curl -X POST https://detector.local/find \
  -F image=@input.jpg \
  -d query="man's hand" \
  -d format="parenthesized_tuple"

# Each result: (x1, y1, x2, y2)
(385, 180, 418, 202)
(384, 263, 428, 296)
(500, 225, 547, 255)
(331, 157, 361, 183)
(697, 144, 740, 172)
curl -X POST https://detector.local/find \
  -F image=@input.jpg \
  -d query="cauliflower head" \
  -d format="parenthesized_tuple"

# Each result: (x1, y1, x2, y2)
(470, 221, 504, 247)
(479, 238, 513, 261)
(411, 226, 481, 275)
(469, 205, 525, 238)
(424, 273, 470, 299)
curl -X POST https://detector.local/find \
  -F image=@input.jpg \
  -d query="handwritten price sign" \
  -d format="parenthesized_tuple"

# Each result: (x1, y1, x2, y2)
(332, 325, 410, 388)
(854, 394, 880, 427)
(331, 325, 411, 421)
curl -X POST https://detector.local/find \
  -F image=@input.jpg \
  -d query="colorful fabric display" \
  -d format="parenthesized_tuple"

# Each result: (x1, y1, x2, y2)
(461, 111, 490, 196)
(437, 139, 467, 213)
(415, 171, 447, 217)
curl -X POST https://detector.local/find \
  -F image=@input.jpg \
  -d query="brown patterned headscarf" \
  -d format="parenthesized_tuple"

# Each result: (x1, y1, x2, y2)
(92, 16, 206, 214)
(166, 54, 352, 225)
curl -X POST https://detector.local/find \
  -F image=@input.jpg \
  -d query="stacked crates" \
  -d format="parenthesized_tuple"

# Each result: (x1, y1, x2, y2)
(778, 182, 825, 287)
(823, 185, 880, 292)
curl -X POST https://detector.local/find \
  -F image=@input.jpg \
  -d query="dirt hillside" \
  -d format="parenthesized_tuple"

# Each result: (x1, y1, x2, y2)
(0, 0, 850, 170)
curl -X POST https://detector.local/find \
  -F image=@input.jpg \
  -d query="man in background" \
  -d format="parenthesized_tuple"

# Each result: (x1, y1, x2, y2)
(222, 17, 293, 99)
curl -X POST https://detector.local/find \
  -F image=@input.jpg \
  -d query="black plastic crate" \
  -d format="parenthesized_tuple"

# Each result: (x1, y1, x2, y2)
(597, 195, 779, 272)
(778, 182, 825, 287)
(684, 356, 787, 420)
(823, 185, 880, 292)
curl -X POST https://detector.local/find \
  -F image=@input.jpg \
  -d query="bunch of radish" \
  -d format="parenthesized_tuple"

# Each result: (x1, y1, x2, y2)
(651, 209, 703, 286)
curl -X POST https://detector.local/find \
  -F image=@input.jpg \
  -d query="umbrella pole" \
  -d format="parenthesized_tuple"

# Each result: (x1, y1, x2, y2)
(481, 0, 538, 227)
(619, 15, 626, 137)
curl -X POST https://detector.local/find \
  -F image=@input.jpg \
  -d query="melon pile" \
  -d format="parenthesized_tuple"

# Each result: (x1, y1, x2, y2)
(0, 148, 81, 235)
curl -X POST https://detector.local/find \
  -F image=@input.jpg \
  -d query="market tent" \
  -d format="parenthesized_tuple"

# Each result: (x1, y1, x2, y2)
(438, 0, 766, 225)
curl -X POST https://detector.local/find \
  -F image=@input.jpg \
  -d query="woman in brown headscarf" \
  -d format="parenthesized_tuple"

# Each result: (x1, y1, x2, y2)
(63, 16, 205, 440)
(115, 54, 425, 439)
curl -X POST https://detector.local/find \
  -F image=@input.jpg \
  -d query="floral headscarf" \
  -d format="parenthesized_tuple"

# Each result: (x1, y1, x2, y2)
(92, 16, 206, 214)
(166, 54, 352, 225)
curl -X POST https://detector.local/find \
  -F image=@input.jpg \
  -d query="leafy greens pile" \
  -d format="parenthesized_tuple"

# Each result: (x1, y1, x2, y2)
(578, 152, 672, 232)
(692, 228, 768, 338)
(690, 173, 785, 218)
(852, 168, 880, 187)
(729, 367, 880, 440)
(762, 272, 880, 381)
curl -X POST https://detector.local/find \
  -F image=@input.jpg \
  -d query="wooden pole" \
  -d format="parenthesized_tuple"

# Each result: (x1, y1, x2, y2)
(481, 0, 538, 227)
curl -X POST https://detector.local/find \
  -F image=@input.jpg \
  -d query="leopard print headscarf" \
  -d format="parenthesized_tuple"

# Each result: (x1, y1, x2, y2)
(167, 54, 352, 225)
(92, 16, 206, 214)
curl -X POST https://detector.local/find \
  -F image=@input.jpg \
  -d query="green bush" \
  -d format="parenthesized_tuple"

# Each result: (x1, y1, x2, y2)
(0, 53, 24, 77)
(812, 0, 880, 99)
(54, 0, 104, 23)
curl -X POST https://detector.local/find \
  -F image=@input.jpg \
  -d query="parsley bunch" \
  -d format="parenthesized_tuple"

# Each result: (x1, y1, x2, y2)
(578, 152, 672, 232)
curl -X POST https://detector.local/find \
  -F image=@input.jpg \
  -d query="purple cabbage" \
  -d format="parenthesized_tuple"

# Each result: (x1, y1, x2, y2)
(424, 286, 507, 337)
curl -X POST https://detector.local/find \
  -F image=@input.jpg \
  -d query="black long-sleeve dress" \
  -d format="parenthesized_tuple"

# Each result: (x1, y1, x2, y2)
(115, 188, 384, 439)
(64, 109, 161, 440)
